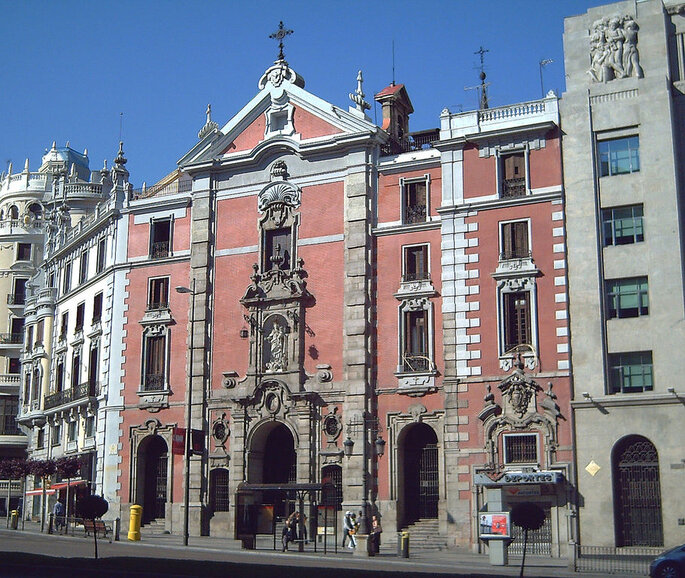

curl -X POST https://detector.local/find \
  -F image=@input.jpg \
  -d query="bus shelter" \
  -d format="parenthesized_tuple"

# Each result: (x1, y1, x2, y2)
(235, 482, 338, 552)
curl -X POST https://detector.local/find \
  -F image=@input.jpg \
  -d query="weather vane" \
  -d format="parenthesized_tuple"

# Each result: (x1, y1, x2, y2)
(269, 21, 293, 61)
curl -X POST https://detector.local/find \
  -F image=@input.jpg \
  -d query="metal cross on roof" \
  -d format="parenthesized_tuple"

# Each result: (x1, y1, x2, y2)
(269, 21, 293, 61)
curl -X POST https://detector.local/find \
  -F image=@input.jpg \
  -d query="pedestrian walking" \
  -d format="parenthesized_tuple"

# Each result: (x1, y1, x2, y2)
(53, 500, 65, 533)
(341, 511, 357, 549)
(282, 512, 296, 551)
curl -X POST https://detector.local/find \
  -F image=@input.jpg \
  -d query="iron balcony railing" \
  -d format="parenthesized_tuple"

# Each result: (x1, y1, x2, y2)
(402, 352, 434, 373)
(44, 382, 99, 410)
(500, 249, 532, 261)
(6, 294, 25, 306)
(381, 129, 439, 156)
(0, 333, 23, 345)
(402, 271, 431, 283)
(150, 241, 170, 259)
(144, 374, 165, 391)
(404, 204, 427, 225)
(502, 177, 526, 198)
(146, 301, 169, 311)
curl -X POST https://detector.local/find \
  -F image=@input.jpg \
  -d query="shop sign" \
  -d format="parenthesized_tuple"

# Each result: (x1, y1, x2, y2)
(474, 470, 563, 486)
(504, 484, 541, 496)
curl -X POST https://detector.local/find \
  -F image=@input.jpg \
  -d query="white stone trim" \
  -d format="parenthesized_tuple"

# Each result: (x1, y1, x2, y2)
(554, 276, 566, 286)
(556, 326, 568, 337)
(554, 293, 567, 303)
(555, 310, 567, 320)
(553, 259, 566, 269)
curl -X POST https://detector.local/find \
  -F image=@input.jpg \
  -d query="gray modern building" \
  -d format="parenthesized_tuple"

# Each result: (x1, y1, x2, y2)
(562, 0, 685, 549)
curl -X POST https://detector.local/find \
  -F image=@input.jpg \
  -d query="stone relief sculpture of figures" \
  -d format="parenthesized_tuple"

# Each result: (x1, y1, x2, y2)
(588, 14, 643, 83)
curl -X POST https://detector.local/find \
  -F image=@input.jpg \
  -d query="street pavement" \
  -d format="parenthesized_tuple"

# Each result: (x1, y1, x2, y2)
(0, 521, 643, 578)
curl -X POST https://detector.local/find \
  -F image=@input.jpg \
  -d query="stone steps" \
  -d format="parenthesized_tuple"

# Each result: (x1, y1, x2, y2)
(401, 519, 449, 551)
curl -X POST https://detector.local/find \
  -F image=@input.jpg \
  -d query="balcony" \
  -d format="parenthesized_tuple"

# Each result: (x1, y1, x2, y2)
(402, 352, 435, 373)
(6, 294, 25, 306)
(0, 333, 23, 345)
(381, 128, 439, 156)
(44, 382, 99, 410)
(501, 177, 526, 198)
(150, 241, 170, 259)
(146, 301, 169, 312)
(143, 374, 165, 391)
(403, 204, 427, 225)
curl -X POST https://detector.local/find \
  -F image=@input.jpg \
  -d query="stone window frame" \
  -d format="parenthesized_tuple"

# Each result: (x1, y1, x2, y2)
(129, 419, 175, 505)
(396, 297, 436, 376)
(149, 216, 174, 260)
(399, 174, 431, 225)
(495, 144, 530, 198)
(139, 325, 171, 393)
(502, 432, 539, 465)
(496, 277, 539, 370)
(499, 218, 532, 261)
(402, 243, 430, 282)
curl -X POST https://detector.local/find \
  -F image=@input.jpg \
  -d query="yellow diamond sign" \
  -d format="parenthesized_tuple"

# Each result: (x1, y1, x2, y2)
(585, 460, 601, 477)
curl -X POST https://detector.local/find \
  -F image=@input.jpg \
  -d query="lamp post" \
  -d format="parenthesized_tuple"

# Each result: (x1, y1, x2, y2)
(539, 58, 553, 98)
(175, 279, 196, 547)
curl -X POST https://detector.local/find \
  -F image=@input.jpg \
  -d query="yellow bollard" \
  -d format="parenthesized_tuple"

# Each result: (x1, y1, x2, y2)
(10, 510, 18, 530)
(127, 505, 142, 541)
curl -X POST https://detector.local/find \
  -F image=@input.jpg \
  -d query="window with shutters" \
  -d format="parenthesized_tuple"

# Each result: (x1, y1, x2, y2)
(503, 292, 531, 353)
(403, 245, 429, 281)
(147, 277, 169, 311)
(500, 152, 526, 197)
(501, 221, 530, 260)
(401, 177, 429, 225)
(150, 218, 172, 259)
(142, 333, 167, 391)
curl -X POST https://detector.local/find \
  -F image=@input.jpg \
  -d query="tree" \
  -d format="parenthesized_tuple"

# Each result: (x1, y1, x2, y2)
(76, 494, 109, 559)
(27, 459, 56, 532)
(510, 502, 546, 578)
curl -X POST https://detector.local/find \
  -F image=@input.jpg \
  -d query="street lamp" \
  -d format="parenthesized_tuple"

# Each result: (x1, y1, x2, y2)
(175, 279, 196, 547)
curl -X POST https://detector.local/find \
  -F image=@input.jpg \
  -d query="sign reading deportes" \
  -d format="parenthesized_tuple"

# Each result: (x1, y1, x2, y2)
(473, 470, 563, 487)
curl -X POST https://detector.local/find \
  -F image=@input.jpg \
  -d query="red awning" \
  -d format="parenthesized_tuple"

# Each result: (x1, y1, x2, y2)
(24, 479, 88, 496)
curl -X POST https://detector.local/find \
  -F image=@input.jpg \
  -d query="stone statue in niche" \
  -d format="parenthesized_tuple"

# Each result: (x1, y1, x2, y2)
(266, 323, 286, 372)
(588, 15, 644, 83)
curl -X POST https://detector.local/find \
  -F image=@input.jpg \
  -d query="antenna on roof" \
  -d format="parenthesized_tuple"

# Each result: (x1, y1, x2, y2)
(392, 39, 396, 86)
(119, 112, 124, 142)
(464, 46, 491, 110)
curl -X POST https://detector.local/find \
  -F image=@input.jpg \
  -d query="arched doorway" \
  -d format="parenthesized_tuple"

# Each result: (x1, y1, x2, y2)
(247, 421, 296, 517)
(399, 423, 439, 526)
(137, 435, 168, 524)
(612, 435, 663, 547)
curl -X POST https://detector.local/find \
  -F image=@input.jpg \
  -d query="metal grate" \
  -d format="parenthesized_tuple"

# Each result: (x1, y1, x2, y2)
(210, 469, 230, 512)
(509, 507, 552, 556)
(614, 437, 663, 547)
(419, 444, 439, 518)
(155, 453, 168, 519)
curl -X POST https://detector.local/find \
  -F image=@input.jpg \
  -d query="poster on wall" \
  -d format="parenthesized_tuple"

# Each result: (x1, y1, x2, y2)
(479, 512, 510, 538)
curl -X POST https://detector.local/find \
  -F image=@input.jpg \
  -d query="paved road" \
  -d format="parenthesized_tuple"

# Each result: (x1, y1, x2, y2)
(0, 525, 640, 578)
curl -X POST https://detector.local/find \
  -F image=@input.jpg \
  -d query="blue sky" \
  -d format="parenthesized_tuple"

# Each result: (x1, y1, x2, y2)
(0, 0, 607, 185)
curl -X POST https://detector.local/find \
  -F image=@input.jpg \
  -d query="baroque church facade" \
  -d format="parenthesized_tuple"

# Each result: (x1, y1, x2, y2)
(11, 0, 685, 558)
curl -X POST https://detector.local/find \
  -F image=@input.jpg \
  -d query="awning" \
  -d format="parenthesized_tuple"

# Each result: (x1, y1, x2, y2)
(24, 479, 88, 497)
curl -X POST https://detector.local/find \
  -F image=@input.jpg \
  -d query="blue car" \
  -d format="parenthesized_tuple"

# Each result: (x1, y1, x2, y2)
(650, 544, 685, 578)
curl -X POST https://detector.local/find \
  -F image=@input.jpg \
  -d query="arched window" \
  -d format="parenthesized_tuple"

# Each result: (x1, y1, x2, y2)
(210, 468, 230, 512)
(613, 435, 663, 547)
(28, 203, 42, 219)
(8, 205, 18, 220)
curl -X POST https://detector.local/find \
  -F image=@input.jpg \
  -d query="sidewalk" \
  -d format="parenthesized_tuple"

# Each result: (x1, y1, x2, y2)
(5, 520, 635, 578)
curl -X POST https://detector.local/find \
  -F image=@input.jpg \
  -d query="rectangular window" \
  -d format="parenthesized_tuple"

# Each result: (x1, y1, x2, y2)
(403, 245, 429, 281)
(503, 433, 538, 464)
(96, 238, 106, 273)
(403, 310, 429, 371)
(10, 318, 24, 343)
(60, 312, 69, 340)
(144, 335, 166, 391)
(63, 261, 72, 293)
(36, 320, 44, 346)
(71, 352, 81, 389)
(85, 416, 95, 438)
(10, 278, 27, 305)
(403, 180, 427, 224)
(93, 292, 103, 323)
(501, 221, 530, 260)
(56, 361, 64, 393)
(606, 277, 649, 319)
(67, 420, 78, 442)
(0, 396, 21, 436)
(602, 205, 644, 246)
(609, 351, 653, 393)
(79, 252, 88, 284)
(501, 153, 526, 197)
(263, 228, 292, 271)
(598, 136, 640, 177)
(503, 292, 531, 352)
(17, 243, 32, 261)
(88, 346, 99, 389)
(26, 326, 33, 352)
(148, 277, 169, 310)
(36, 427, 45, 449)
(51, 424, 61, 446)
(150, 219, 171, 259)
(8, 357, 20, 374)
(75, 303, 85, 331)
